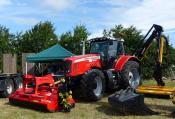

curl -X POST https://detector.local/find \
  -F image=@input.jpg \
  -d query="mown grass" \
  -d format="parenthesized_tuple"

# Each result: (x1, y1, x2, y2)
(0, 79, 175, 119)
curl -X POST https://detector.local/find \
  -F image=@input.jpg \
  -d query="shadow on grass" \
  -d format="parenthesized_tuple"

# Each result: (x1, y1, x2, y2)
(147, 103, 175, 111)
(0, 94, 6, 98)
(147, 103, 175, 118)
(95, 101, 159, 116)
(144, 94, 170, 99)
(73, 92, 112, 104)
(5, 100, 73, 113)
(5, 101, 53, 113)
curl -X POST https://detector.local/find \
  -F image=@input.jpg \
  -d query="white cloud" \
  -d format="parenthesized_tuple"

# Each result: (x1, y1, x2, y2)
(41, 0, 73, 11)
(0, 14, 39, 26)
(103, 0, 140, 7)
(106, 0, 175, 30)
(0, 0, 11, 6)
(12, 17, 39, 25)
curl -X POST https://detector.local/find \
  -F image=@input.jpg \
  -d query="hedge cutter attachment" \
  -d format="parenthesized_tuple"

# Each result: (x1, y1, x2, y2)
(108, 24, 168, 115)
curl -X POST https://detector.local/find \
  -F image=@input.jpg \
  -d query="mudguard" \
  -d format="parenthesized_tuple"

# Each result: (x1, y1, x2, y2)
(114, 55, 139, 72)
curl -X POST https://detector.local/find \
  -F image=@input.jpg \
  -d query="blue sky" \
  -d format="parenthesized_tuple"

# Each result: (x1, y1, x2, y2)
(0, 0, 175, 47)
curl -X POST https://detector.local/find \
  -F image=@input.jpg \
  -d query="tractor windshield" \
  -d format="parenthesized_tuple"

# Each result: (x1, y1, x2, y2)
(90, 41, 108, 56)
(90, 39, 125, 69)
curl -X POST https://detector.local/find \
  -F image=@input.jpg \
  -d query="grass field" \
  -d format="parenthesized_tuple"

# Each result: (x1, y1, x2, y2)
(0, 80, 175, 119)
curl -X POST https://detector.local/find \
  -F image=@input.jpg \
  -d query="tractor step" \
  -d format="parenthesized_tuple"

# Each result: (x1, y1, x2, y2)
(108, 89, 156, 115)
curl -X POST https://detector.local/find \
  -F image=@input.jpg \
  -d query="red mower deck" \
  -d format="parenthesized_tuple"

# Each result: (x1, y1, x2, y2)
(9, 74, 75, 112)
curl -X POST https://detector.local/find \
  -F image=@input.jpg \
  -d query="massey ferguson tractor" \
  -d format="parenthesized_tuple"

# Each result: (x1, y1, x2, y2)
(64, 24, 166, 101)
(64, 38, 141, 101)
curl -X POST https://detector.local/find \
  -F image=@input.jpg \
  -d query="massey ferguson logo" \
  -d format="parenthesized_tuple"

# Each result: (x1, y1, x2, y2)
(74, 56, 100, 63)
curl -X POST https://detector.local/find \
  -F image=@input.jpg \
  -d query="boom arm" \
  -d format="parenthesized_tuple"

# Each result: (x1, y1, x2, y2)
(135, 24, 168, 86)
(135, 24, 163, 59)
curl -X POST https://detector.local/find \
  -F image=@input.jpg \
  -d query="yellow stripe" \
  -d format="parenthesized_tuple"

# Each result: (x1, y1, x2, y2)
(159, 36, 164, 64)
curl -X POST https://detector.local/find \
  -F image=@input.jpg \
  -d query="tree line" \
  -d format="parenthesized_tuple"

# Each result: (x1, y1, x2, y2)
(0, 21, 174, 78)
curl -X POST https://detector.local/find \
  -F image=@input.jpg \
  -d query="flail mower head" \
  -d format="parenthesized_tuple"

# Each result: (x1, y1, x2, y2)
(108, 89, 156, 115)
(9, 74, 75, 112)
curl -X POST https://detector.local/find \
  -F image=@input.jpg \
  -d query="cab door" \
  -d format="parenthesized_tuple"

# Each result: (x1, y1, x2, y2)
(107, 40, 125, 69)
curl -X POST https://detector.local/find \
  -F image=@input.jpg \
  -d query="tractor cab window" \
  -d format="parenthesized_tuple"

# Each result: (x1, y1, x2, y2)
(108, 40, 118, 68)
(108, 41, 118, 59)
(90, 41, 108, 57)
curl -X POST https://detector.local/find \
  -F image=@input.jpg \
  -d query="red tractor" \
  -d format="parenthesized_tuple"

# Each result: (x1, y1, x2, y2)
(64, 24, 166, 101)
(64, 37, 141, 101)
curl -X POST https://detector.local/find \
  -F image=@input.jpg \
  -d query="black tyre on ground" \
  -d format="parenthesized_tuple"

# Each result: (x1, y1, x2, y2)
(80, 69, 105, 101)
(120, 61, 141, 90)
(1, 78, 14, 97)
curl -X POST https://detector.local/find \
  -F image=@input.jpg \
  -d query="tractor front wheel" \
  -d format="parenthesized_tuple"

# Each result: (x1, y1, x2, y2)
(121, 61, 141, 90)
(81, 69, 105, 101)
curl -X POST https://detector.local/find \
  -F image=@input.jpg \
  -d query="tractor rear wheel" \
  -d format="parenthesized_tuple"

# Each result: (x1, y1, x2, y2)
(81, 69, 105, 101)
(121, 61, 141, 90)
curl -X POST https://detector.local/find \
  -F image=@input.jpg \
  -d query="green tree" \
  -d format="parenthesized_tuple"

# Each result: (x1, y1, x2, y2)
(18, 21, 58, 53)
(0, 25, 13, 53)
(59, 25, 90, 54)
(59, 31, 73, 52)
(0, 25, 15, 71)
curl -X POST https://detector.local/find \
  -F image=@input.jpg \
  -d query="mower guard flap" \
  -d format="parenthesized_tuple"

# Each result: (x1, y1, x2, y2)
(108, 89, 144, 108)
(108, 89, 156, 115)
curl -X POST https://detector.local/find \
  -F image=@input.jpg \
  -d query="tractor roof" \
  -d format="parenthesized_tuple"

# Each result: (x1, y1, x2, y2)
(89, 37, 122, 42)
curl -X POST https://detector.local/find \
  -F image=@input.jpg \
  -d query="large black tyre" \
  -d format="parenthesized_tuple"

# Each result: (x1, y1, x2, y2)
(120, 61, 141, 90)
(80, 69, 105, 101)
(1, 78, 14, 97)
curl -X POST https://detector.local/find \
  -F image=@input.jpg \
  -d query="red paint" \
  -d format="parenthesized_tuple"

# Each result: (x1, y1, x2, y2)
(9, 74, 75, 112)
(65, 54, 138, 77)
(65, 54, 101, 76)
(114, 55, 139, 72)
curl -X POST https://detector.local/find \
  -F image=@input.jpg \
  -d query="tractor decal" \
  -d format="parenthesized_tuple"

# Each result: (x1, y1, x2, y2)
(74, 56, 100, 63)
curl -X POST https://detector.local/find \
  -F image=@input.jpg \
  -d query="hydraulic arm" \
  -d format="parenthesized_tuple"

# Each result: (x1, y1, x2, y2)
(135, 24, 168, 86)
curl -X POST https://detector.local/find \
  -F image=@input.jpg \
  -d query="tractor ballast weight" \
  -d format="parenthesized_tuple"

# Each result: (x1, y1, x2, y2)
(9, 74, 75, 112)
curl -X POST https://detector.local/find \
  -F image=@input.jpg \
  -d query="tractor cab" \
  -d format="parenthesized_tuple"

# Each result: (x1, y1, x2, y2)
(89, 37, 125, 69)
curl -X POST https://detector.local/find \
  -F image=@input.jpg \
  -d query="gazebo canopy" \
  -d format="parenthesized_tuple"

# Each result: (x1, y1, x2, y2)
(26, 44, 74, 62)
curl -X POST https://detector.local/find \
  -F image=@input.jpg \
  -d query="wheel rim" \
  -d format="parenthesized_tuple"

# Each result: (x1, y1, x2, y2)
(7, 83, 13, 94)
(128, 68, 140, 89)
(93, 76, 102, 97)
